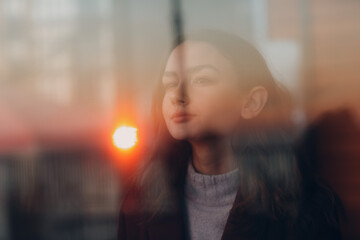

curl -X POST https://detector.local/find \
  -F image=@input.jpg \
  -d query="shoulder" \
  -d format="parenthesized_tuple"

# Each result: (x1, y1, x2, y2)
(294, 180, 344, 240)
(117, 172, 187, 240)
(118, 185, 147, 240)
(118, 183, 188, 240)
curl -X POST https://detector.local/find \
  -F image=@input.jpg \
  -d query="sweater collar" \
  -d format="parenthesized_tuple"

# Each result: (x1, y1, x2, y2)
(185, 161, 240, 206)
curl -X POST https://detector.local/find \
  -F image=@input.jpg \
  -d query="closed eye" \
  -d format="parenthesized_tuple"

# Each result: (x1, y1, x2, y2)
(192, 77, 214, 85)
(163, 81, 178, 90)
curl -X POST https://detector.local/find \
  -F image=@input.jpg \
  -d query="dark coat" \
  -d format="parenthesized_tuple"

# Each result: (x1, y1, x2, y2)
(118, 180, 343, 240)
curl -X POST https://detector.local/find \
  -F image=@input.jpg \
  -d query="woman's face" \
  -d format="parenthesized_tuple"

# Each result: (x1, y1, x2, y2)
(162, 41, 245, 141)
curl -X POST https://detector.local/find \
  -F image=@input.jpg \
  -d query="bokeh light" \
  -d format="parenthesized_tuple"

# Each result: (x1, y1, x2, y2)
(113, 126, 138, 150)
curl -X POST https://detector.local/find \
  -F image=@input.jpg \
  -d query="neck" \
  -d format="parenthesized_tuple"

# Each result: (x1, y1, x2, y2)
(189, 137, 237, 175)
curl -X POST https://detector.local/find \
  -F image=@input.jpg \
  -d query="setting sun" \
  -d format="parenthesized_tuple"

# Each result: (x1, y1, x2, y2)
(113, 126, 138, 150)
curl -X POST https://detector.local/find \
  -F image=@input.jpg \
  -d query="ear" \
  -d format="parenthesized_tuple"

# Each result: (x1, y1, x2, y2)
(241, 86, 268, 119)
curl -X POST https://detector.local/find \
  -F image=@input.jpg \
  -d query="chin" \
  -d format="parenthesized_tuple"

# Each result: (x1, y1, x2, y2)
(166, 123, 188, 140)
(168, 127, 194, 140)
(170, 130, 210, 142)
(169, 132, 188, 140)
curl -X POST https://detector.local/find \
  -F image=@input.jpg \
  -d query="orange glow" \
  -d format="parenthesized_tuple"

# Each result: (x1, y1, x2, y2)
(113, 125, 138, 150)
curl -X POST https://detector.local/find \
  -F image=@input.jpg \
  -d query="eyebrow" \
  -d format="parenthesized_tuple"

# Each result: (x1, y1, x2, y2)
(163, 64, 219, 78)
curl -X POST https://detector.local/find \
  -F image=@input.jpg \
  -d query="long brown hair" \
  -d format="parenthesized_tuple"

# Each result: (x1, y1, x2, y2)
(135, 30, 342, 238)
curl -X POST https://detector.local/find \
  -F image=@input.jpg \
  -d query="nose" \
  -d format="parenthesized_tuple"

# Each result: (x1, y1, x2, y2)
(170, 80, 189, 106)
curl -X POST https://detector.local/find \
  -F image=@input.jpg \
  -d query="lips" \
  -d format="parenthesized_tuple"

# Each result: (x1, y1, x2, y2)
(171, 112, 194, 123)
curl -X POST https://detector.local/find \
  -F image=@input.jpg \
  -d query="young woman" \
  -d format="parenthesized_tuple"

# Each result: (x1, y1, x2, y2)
(118, 30, 343, 240)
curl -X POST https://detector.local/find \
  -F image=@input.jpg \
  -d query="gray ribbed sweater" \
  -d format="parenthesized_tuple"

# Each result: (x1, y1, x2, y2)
(185, 162, 240, 240)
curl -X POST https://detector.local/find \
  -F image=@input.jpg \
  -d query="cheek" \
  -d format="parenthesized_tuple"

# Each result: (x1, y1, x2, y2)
(199, 87, 241, 113)
(162, 95, 170, 118)
(198, 92, 243, 131)
(162, 95, 174, 129)
(162, 97, 169, 123)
